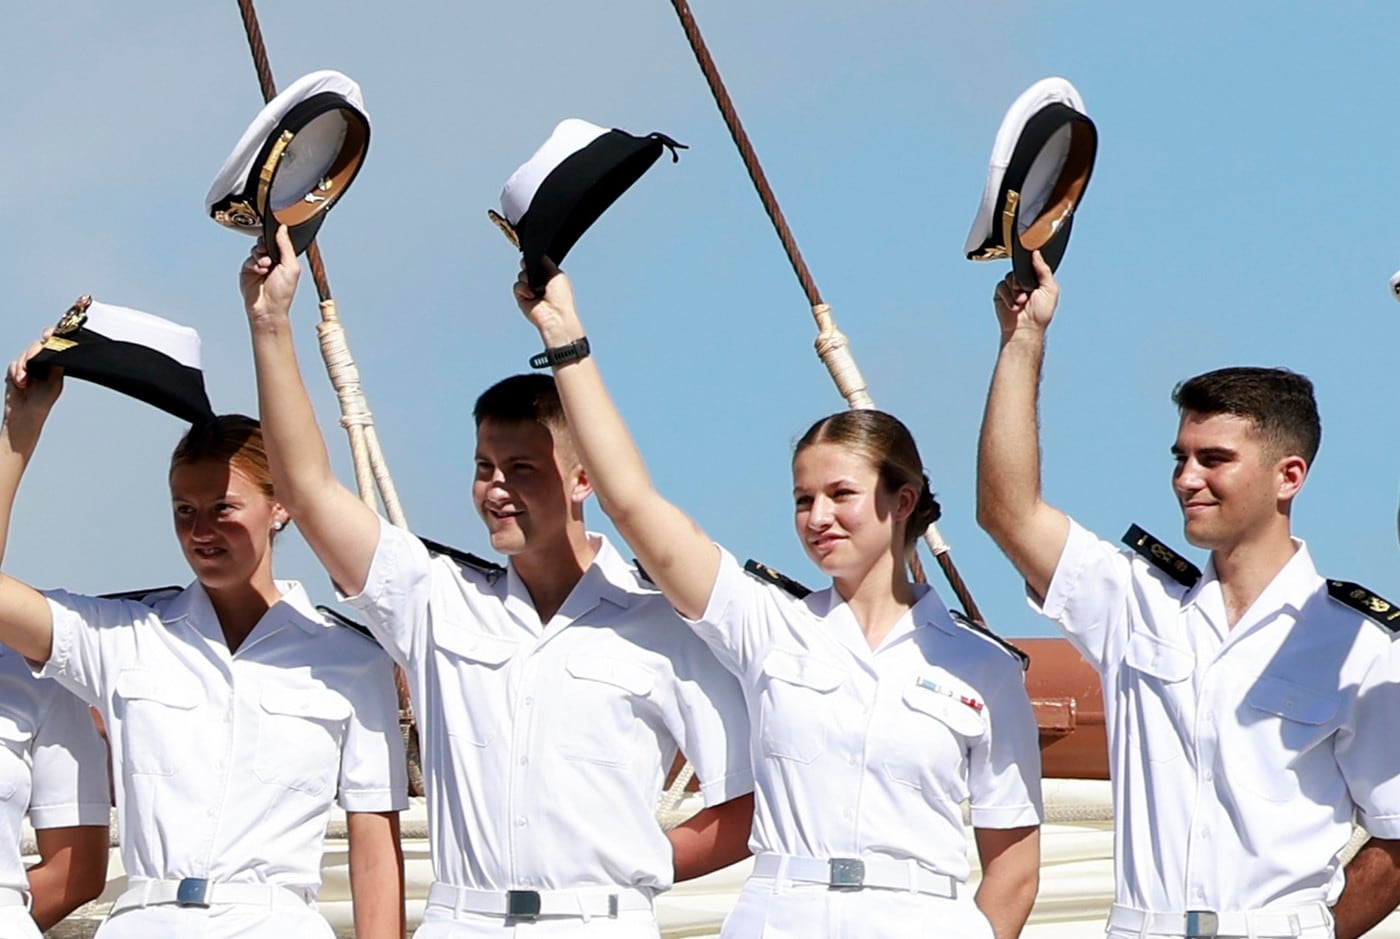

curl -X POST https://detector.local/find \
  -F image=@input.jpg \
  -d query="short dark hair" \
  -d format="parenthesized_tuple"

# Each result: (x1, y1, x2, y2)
(473, 374, 567, 430)
(1171, 367, 1321, 464)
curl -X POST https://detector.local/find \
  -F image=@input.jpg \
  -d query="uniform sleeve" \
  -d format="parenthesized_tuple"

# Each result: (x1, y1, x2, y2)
(966, 649, 1043, 829)
(336, 648, 410, 813)
(1337, 642, 1400, 839)
(682, 547, 781, 678)
(663, 634, 754, 807)
(1026, 517, 1134, 673)
(37, 590, 141, 707)
(341, 516, 435, 669)
(28, 683, 110, 829)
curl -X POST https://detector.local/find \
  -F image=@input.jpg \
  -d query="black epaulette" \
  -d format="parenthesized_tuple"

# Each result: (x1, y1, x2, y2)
(1122, 524, 1201, 588)
(418, 535, 505, 580)
(632, 559, 653, 585)
(950, 610, 1030, 670)
(315, 605, 381, 645)
(1326, 580, 1400, 635)
(743, 559, 812, 599)
(98, 586, 183, 604)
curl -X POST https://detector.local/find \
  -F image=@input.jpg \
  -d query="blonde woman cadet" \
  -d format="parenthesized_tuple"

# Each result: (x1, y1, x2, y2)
(513, 261, 1043, 939)
(0, 334, 408, 938)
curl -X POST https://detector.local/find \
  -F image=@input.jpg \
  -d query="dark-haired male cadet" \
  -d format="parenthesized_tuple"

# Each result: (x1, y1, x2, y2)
(977, 252, 1400, 939)
(239, 227, 755, 938)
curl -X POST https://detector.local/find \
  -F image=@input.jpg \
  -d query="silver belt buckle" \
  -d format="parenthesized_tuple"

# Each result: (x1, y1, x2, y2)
(176, 878, 211, 908)
(828, 858, 865, 889)
(506, 889, 542, 919)
(1185, 910, 1219, 938)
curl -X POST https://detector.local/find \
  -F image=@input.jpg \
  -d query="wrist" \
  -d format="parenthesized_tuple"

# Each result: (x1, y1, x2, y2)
(1000, 322, 1048, 348)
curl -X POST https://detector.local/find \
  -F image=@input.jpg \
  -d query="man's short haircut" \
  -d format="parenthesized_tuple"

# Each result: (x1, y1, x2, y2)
(473, 373, 567, 430)
(1171, 366, 1321, 465)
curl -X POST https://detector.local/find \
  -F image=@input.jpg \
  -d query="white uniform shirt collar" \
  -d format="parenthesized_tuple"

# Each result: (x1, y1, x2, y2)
(160, 580, 325, 643)
(1187, 538, 1317, 640)
(502, 533, 635, 633)
(808, 581, 953, 659)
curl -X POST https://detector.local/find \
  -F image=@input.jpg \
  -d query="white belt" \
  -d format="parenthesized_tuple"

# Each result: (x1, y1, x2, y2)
(0, 888, 25, 909)
(752, 853, 957, 898)
(110, 878, 313, 914)
(426, 881, 654, 920)
(1108, 903, 1332, 938)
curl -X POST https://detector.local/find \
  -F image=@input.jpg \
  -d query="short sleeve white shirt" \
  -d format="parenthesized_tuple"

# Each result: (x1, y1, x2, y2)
(0, 648, 109, 893)
(343, 520, 753, 893)
(39, 580, 408, 893)
(685, 548, 1042, 883)
(1033, 519, 1400, 912)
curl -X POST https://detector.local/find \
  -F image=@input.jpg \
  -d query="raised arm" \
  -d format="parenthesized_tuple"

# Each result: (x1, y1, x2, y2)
(976, 251, 1071, 601)
(0, 338, 64, 662)
(513, 262, 719, 620)
(240, 226, 381, 596)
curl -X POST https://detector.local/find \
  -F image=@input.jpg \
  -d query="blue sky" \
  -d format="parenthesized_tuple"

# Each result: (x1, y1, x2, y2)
(4, 2, 1400, 637)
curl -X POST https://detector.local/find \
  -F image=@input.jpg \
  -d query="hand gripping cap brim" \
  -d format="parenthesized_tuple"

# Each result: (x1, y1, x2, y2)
(206, 70, 370, 263)
(499, 119, 683, 288)
(964, 78, 1097, 286)
(29, 299, 215, 424)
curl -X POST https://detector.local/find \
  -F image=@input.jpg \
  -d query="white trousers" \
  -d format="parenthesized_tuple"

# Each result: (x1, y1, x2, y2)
(0, 907, 40, 939)
(719, 875, 995, 938)
(413, 906, 662, 938)
(95, 904, 336, 939)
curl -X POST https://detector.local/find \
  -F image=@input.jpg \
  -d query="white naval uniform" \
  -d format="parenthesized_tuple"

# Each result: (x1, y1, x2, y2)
(682, 548, 1043, 939)
(39, 580, 408, 939)
(343, 520, 754, 938)
(1033, 520, 1400, 939)
(0, 647, 110, 939)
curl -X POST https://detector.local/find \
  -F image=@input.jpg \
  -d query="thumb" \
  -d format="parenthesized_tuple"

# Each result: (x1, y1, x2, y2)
(1030, 250, 1055, 289)
(274, 224, 297, 266)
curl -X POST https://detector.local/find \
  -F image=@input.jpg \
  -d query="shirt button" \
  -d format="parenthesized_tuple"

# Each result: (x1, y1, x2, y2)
(519, 756, 528, 766)
(516, 817, 527, 827)
(842, 809, 853, 820)
(1198, 829, 1210, 840)
(1202, 771, 1213, 782)
(523, 697, 534, 707)
(847, 756, 858, 767)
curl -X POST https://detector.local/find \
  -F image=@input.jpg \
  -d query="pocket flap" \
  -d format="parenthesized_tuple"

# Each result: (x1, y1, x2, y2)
(435, 626, 517, 666)
(260, 687, 351, 722)
(115, 669, 203, 709)
(902, 682, 986, 737)
(1246, 676, 1340, 726)
(1124, 632, 1194, 683)
(565, 655, 654, 696)
(760, 649, 844, 693)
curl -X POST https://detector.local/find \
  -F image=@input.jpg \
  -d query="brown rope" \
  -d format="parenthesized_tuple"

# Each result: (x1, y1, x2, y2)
(667, 0, 1001, 625)
(232, 0, 422, 794)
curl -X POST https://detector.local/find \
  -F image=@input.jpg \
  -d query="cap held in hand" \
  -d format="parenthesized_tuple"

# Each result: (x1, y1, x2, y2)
(964, 77, 1097, 287)
(491, 118, 685, 289)
(30, 297, 215, 423)
(206, 69, 370, 263)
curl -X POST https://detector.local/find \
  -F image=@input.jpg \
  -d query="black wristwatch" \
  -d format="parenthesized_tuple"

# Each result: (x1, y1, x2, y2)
(530, 336, 590, 369)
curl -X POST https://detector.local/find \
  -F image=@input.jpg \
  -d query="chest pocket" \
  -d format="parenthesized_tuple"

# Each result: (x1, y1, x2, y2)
(0, 714, 33, 801)
(114, 669, 203, 777)
(556, 655, 656, 768)
(1235, 675, 1343, 803)
(1121, 633, 1194, 765)
(253, 687, 352, 796)
(758, 649, 844, 765)
(881, 683, 984, 796)
(433, 628, 517, 748)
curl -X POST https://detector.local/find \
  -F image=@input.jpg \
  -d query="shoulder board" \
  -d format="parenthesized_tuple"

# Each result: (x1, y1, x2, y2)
(314, 605, 381, 645)
(1122, 524, 1201, 588)
(417, 535, 505, 579)
(98, 586, 183, 604)
(632, 559, 654, 585)
(1326, 580, 1400, 634)
(743, 559, 812, 599)
(950, 611, 1030, 670)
